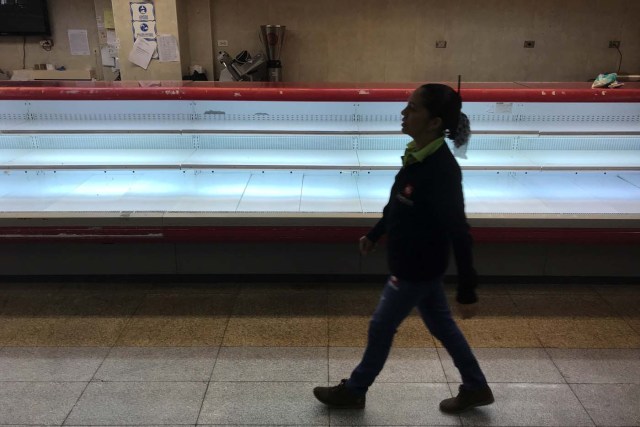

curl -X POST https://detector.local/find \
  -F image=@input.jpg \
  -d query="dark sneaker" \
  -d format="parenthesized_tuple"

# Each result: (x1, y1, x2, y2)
(313, 379, 366, 409)
(439, 385, 494, 414)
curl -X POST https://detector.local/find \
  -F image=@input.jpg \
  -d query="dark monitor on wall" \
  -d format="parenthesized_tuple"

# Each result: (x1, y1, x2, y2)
(0, 0, 51, 36)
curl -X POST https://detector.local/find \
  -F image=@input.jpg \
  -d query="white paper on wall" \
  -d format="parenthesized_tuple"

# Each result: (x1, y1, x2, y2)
(68, 30, 91, 56)
(130, 2, 155, 21)
(128, 37, 156, 70)
(101, 46, 116, 67)
(157, 35, 179, 62)
(106, 30, 118, 46)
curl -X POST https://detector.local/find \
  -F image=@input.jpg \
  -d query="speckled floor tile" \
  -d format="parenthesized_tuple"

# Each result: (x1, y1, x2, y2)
(57, 281, 153, 294)
(442, 317, 542, 349)
(0, 382, 87, 425)
(0, 282, 63, 294)
(627, 316, 640, 334)
(527, 317, 640, 348)
(222, 290, 329, 346)
(199, 381, 328, 425)
(329, 347, 446, 383)
(1, 281, 639, 427)
(330, 282, 386, 291)
(548, 349, 640, 384)
(512, 293, 619, 317)
(329, 314, 436, 347)
(6, 317, 129, 346)
(328, 289, 381, 315)
(329, 383, 459, 426)
(511, 293, 640, 348)
(0, 425, 52, 427)
(1, 294, 143, 346)
(129, 293, 237, 317)
(63, 425, 193, 427)
(38, 292, 144, 316)
(571, 383, 640, 427)
(452, 383, 594, 426)
(95, 347, 218, 381)
(239, 281, 329, 293)
(65, 381, 206, 425)
(233, 289, 327, 316)
(437, 295, 541, 348)
(328, 290, 435, 347)
(150, 281, 240, 295)
(0, 321, 17, 345)
(0, 293, 53, 315)
(598, 292, 640, 316)
(592, 284, 640, 295)
(439, 348, 564, 384)
(222, 316, 328, 346)
(116, 317, 227, 346)
(0, 288, 130, 346)
(444, 282, 513, 296)
(212, 347, 327, 381)
(116, 293, 235, 346)
(0, 347, 109, 381)
(506, 283, 599, 295)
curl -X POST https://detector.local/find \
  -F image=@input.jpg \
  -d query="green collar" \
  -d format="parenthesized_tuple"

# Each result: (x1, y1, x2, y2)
(402, 136, 445, 166)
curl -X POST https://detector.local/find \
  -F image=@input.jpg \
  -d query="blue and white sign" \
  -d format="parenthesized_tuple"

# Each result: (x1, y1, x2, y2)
(130, 2, 155, 21)
(132, 20, 156, 39)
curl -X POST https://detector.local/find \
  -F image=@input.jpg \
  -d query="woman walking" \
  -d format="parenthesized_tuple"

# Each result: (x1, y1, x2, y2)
(313, 83, 493, 414)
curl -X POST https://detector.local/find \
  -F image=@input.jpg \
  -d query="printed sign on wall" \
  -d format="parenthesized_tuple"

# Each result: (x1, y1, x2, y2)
(132, 21, 157, 39)
(130, 2, 155, 21)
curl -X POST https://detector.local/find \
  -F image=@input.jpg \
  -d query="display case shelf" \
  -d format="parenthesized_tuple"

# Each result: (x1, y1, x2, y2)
(2, 169, 639, 215)
(1, 134, 639, 171)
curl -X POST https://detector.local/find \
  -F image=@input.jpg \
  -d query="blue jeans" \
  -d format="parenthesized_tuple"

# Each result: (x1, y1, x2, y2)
(346, 275, 487, 394)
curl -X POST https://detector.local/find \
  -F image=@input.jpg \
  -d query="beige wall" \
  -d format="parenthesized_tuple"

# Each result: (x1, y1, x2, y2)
(185, 0, 215, 80)
(1, 0, 638, 82)
(211, 0, 640, 82)
(176, 0, 191, 77)
(0, 0, 99, 75)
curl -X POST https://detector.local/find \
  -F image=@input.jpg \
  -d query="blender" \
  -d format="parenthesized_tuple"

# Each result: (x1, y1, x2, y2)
(260, 25, 286, 82)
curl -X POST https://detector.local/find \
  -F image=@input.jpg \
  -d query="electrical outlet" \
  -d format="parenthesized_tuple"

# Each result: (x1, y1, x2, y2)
(435, 40, 447, 48)
(217, 40, 228, 47)
(609, 40, 621, 48)
(524, 40, 535, 48)
(39, 39, 54, 51)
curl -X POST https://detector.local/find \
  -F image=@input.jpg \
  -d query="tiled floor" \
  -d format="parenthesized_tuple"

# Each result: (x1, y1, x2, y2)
(0, 280, 639, 426)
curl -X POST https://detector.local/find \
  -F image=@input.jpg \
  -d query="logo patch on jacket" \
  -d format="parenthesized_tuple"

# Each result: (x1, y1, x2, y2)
(396, 184, 415, 206)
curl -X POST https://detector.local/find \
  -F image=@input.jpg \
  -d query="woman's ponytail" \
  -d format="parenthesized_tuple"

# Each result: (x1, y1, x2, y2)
(449, 112, 471, 148)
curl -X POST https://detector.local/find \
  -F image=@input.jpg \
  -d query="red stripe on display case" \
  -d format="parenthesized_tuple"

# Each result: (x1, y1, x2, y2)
(0, 226, 639, 244)
(1, 82, 639, 102)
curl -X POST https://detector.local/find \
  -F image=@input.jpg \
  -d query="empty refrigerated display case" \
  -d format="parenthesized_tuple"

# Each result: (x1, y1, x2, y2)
(1, 81, 639, 277)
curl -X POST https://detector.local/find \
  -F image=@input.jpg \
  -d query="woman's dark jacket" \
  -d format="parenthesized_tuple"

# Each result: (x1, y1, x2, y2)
(366, 142, 478, 304)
